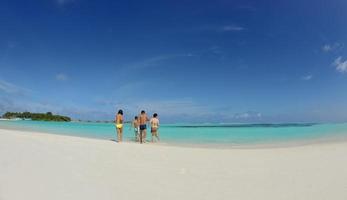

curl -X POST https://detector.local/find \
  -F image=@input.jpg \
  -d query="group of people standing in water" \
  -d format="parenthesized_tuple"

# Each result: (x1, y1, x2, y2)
(115, 109, 160, 143)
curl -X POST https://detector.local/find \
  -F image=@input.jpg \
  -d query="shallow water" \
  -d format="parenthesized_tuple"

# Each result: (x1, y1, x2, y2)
(1, 120, 347, 147)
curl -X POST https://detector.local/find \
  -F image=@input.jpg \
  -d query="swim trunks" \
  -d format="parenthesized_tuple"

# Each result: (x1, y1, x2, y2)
(140, 124, 146, 130)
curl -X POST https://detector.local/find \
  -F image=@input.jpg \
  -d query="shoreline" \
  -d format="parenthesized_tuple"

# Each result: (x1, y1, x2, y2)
(0, 126, 347, 149)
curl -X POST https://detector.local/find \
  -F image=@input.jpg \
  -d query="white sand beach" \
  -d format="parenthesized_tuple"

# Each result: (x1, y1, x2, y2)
(0, 128, 347, 200)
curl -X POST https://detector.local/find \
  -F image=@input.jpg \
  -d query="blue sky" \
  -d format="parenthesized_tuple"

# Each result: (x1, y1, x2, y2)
(0, 0, 347, 123)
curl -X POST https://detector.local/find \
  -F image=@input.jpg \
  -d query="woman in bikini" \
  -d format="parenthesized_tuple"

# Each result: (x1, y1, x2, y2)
(115, 109, 124, 142)
(150, 113, 160, 143)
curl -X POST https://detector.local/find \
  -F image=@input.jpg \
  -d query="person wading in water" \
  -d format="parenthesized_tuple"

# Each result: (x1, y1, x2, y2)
(138, 110, 149, 143)
(115, 109, 124, 142)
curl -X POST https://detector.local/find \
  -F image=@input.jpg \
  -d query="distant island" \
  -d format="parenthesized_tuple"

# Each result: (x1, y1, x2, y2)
(2, 112, 71, 122)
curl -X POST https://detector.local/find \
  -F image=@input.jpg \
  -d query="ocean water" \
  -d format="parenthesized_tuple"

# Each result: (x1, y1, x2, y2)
(1, 120, 347, 147)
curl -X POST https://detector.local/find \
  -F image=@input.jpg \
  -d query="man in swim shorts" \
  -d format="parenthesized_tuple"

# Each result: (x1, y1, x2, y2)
(115, 109, 124, 142)
(138, 110, 149, 143)
(150, 113, 160, 143)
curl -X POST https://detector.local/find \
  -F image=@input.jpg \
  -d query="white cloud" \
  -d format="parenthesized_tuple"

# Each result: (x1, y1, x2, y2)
(301, 75, 313, 81)
(221, 25, 244, 32)
(122, 54, 194, 70)
(322, 43, 342, 52)
(128, 55, 173, 69)
(0, 96, 112, 121)
(112, 98, 210, 117)
(333, 57, 347, 73)
(0, 89, 266, 122)
(198, 25, 245, 33)
(94, 97, 217, 122)
(233, 111, 262, 119)
(55, 73, 68, 81)
(322, 45, 332, 52)
(95, 81, 264, 122)
(0, 78, 263, 122)
(0, 79, 30, 95)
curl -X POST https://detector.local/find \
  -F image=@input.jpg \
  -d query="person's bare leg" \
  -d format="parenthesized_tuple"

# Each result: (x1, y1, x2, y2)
(117, 128, 120, 142)
(151, 131, 157, 142)
(156, 133, 160, 142)
(143, 130, 147, 143)
(120, 128, 123, 142)
(139, 131, 142, 143)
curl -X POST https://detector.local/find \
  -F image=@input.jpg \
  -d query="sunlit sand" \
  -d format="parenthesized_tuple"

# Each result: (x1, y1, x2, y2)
(1, 128, 347, 200)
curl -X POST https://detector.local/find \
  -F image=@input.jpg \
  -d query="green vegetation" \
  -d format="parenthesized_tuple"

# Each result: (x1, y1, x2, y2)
(2, 112, 71, 122)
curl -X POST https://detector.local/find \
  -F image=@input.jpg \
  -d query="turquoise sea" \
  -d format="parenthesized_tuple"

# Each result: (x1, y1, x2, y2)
(1, 120, 347, 147)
